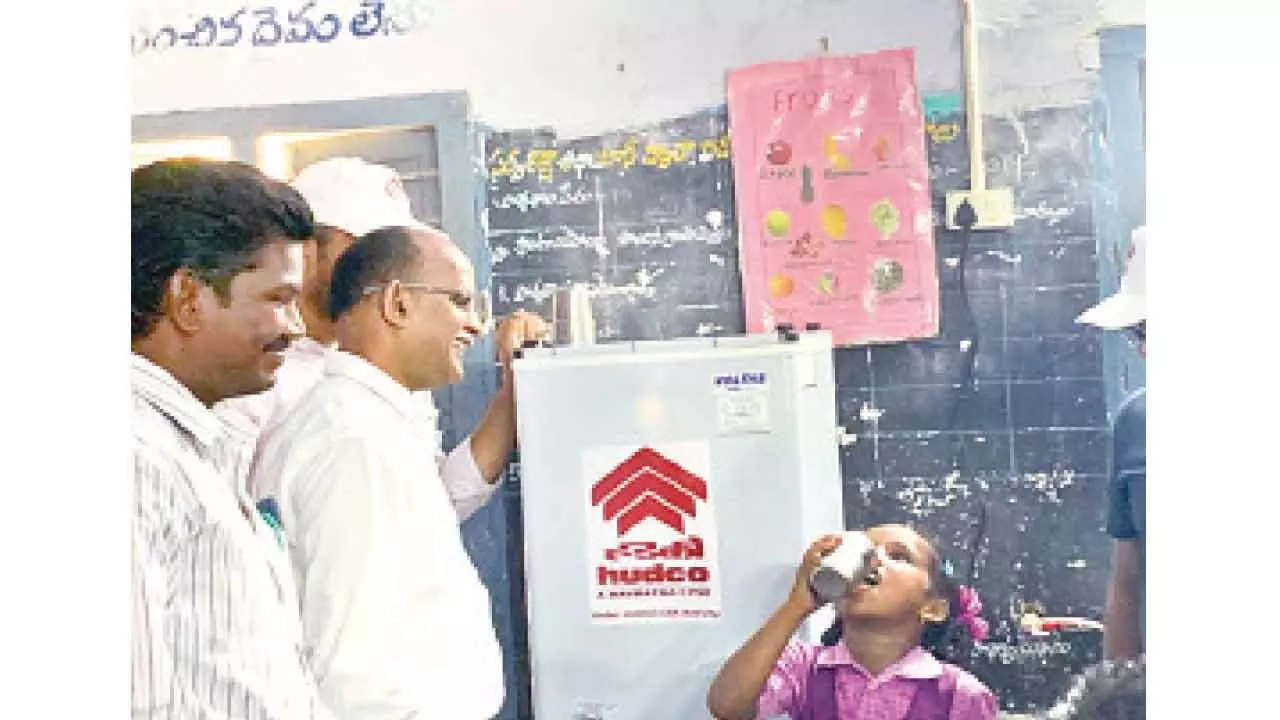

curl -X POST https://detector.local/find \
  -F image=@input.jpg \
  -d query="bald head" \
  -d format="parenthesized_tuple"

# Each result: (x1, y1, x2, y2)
(327, 224, 465, 321)
(329, 224, 482, 390)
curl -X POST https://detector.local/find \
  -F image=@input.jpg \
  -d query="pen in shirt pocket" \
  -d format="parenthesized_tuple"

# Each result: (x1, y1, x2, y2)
(255, 497, 286, 548)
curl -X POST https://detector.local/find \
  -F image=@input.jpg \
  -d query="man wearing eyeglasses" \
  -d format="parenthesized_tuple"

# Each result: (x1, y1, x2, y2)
(248, 224, 518, 719)
(217, 157, 546, 523)
(1076, 225, 1146, 661)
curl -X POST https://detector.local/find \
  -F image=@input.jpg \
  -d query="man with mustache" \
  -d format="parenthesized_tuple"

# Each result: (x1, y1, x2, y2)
(249, 225, 513, 719)
(131, 158, 328, 718)
(217, 157, 545, 520)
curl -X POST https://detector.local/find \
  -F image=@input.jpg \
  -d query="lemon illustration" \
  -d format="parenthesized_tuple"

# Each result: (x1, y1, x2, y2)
(765, 209, 791, 238)
(820, 204, 847, 240)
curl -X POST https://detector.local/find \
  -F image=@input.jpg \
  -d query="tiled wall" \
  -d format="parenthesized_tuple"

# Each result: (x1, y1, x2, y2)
(839, 104, 1110, 710)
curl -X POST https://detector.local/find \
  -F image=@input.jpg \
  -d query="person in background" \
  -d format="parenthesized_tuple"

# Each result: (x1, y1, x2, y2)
(707, 525, 997, 720)
(131, 158, 327, 718)
(1076, 226, 1147, 661)
(249, 225, 520, 719)
(217, 156, 546, 521)
(1039, 657, 1144, 720)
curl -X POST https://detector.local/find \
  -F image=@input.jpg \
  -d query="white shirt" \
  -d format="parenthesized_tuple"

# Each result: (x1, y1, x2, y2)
(249, 350, 505, 720)
(131, 354, 328, 720)
(216, 337, 495, 519)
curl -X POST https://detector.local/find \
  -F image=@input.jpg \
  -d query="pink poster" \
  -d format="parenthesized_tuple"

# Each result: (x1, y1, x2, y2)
(727, 48, 940, 346)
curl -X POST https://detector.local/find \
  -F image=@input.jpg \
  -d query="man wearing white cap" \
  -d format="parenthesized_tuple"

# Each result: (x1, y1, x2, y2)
(1076, 226, 1146, 661)
(217, 156, 547, 520)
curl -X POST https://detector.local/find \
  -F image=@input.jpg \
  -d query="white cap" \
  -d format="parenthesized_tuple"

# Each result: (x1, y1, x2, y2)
(1076, 225, 1146, 329)
(290, 157, 417, 237)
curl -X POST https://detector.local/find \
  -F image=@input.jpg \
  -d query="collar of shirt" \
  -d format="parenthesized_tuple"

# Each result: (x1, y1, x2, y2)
(315, 343, 440, 428)
(323, 349, 429, 423)
(289, 335, 335, 361)
(813, 643, 942, 681)
(132, 353, 254, 454)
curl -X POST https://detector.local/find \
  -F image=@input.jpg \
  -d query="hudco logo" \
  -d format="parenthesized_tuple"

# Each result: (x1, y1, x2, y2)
(591, 447, 711, 588)
(590, 447, 707, 535)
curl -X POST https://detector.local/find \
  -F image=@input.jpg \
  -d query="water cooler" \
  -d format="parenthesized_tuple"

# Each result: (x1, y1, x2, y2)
(512, 330, 845, 719)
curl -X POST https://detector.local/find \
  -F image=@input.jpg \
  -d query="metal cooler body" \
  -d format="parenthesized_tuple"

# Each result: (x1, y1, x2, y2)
(512, 332, 845, 719)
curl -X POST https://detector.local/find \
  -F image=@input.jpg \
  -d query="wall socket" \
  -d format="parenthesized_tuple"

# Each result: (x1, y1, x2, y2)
(945, 187, 1016, 230)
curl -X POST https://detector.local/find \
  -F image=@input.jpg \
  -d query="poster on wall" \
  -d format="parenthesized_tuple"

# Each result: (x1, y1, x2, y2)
(583, 442, 722, 623)
(726, 48, 940, 347)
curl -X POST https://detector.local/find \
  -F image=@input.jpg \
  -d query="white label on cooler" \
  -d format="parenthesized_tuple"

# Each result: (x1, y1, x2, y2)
(582, 441, 723, 624)
(711, 370, 772, 435)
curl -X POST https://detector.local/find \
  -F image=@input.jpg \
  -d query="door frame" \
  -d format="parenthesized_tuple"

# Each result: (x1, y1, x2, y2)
(1091, 25, 1146, 417)
(132, 92, 485, 269)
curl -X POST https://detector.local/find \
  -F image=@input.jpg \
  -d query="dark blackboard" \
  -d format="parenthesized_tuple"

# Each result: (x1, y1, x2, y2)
(485, 108, 745, 339)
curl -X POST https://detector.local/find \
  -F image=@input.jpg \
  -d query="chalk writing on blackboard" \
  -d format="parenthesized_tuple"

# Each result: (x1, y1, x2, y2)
(973, 640, 1075, 665)
(492, 187, 600, 212)
(131, 0, 426, 55)
(485, 109, 745, 345)
(488, 136, 732, 184)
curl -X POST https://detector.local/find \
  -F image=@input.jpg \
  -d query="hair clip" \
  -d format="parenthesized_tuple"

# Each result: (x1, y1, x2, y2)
(954, 585, 989, 643)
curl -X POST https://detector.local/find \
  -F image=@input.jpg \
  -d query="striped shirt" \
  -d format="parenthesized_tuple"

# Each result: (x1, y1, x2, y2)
(131, 354, 329, 720)
(215, 337, 494, 518)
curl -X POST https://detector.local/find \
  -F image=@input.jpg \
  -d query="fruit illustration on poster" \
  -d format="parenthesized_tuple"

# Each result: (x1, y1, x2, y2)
(872, 136, 891, 164)
(765, 209, 791, 238)
(820, 204, 847, 240)
(790, 232, 821, 259)
(768, 274, 795, 299)
(824, 135, 852, 171)
(766, 140, 793, 165)
(871, 259, 905, 293)
(817, 272, 838, 296)
(869, 200, 899, 240)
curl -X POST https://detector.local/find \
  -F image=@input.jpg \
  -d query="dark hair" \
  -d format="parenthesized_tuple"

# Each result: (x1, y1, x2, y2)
(131, 158, 314, 339)
(819, 539, 978, 666)
(1040, 657, 1145, 720)
(820, 511, 989, 669)
(327, 226, 426, 320)
(917, 547, 977, 664)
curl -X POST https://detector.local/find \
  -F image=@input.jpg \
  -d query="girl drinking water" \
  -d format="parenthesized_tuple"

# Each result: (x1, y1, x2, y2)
(707, 524, 997, 720)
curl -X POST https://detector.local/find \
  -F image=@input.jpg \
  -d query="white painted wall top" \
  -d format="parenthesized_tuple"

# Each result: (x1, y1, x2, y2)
(131, 0, 1143, 136)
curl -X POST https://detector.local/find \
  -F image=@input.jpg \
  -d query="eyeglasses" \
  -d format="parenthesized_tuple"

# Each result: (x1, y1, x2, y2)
(362, 281, 492, 325)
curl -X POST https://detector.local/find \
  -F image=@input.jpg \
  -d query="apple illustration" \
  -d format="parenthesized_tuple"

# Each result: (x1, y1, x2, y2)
(766, 139, 793, 165)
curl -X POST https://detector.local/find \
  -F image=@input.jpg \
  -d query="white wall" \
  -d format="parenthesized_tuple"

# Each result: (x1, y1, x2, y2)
(131, 0, 1143, 137)
(1098, 0, 1145, 26)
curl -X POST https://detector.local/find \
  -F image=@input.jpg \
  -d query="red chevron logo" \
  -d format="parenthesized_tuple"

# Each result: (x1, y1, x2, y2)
(591, 447, 707, 536)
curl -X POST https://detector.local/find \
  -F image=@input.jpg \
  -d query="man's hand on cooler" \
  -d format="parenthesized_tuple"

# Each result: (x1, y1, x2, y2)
(494, 310, 550, 371)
